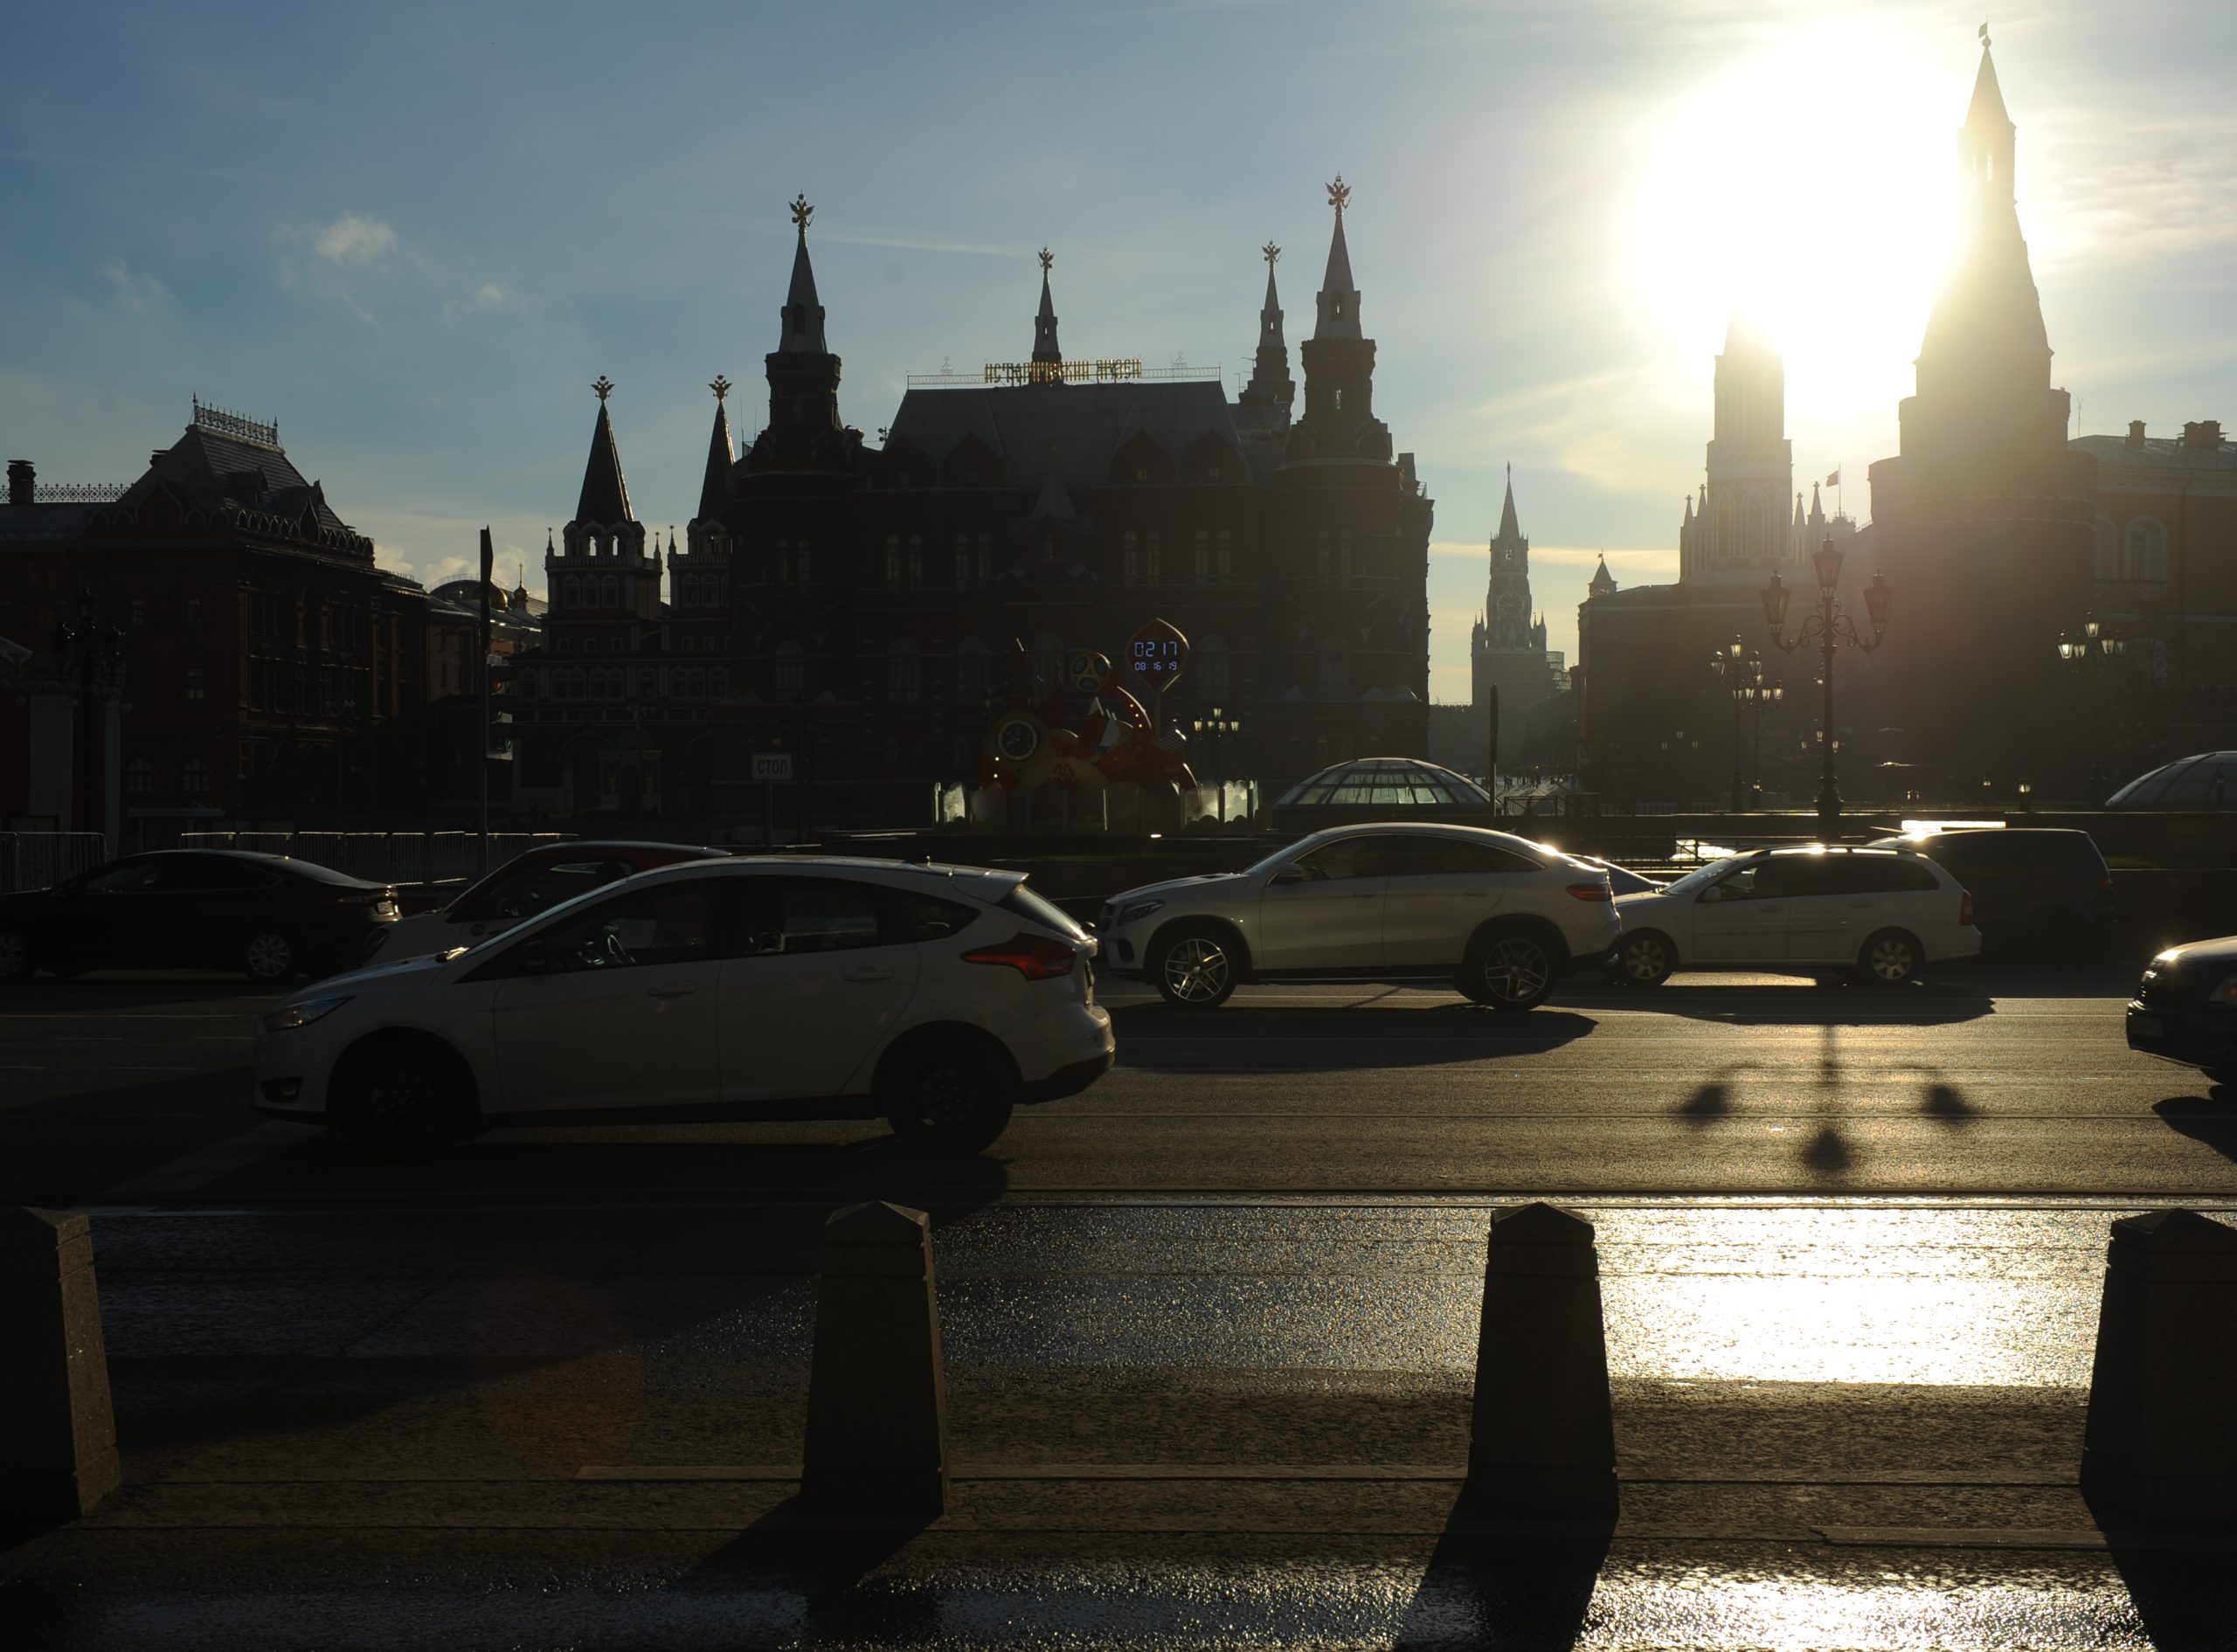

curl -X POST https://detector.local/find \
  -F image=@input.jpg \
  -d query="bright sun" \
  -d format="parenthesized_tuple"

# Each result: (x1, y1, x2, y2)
(1622, 21, 1965, 433)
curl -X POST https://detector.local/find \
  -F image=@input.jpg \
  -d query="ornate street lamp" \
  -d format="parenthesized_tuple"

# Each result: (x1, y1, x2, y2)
(1737, 666, 1784, 805)
(1763, 537, 1892, 835)
(1708, 635, 1760, 813)
(2055, 612, 2126, 793)
(1188, 705, 1243, 821)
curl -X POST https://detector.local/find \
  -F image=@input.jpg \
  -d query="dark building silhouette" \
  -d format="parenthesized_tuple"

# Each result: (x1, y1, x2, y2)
(514, 183, 1435, 826)
(1, 404, 426, 840)
(1862, 35, 2099, 798)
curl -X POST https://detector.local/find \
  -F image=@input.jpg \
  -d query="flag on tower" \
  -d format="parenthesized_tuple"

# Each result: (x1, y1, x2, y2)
(1825, 467, 1841, 487)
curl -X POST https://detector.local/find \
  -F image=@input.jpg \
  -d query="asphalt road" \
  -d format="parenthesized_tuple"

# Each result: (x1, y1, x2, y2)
(1, 961, 2227, 1208)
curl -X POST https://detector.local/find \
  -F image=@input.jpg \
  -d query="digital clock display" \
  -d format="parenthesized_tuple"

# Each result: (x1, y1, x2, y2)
(1131, 639, 1184, 674)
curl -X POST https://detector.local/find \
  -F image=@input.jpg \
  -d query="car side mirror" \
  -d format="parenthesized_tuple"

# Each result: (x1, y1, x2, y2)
(516, 940, 549, 976)
(1697, 885, 1725, 904)
(1270, 866, 1307, 887)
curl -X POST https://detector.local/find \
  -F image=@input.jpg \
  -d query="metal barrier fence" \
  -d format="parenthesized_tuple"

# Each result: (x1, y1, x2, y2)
(0, 833, 108, 894)
(177, 831, 574, 887)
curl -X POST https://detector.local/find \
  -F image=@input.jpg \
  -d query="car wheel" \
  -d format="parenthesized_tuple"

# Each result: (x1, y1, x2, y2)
(882, 1034, 1017, 1157)
(1615, 930, 1676, 989)
(326, 1032, 481, 1160)
(1150, 923, 1241, 1010)
(1459, 924, 1558, 1012)
(1858, 928, 1921, 987)
(243, 930, 301, 985)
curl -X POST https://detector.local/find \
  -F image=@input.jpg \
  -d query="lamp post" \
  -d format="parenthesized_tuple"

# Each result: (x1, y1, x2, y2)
(1188, 705, 1243, 822)
(1763, 536, 1893, 837)
(1737, 667, 1784, 806)
(1707, 635, 1749, 812)
(2055, 612, 2124, 798)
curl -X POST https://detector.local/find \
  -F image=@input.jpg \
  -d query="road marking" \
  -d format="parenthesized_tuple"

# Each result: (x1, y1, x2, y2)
(91, 1120, 315, 1203)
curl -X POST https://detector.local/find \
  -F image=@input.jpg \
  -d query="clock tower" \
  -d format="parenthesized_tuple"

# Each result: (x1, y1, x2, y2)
(1470, 467, 1559, 764)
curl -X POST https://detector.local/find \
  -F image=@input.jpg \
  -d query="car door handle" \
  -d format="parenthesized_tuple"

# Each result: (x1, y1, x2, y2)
(1349, 890, 1378, 899)
(645, 982, 697, 999)
(844, 967, 896, 983)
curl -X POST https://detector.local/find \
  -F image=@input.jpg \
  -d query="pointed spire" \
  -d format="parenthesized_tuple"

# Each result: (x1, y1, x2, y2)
(1240, 239, 1296, 416)
(696, 376, 734, 522)
(1496, 463, 1521, 542)
(1259, 241, 1285, 349)
(1588, 554, 1617, 598)
(1031, 247, 1061, 366)
(1312, 175, 1362, 342)
(1966, 27, 2011, 131)
(573, 377, 634, 525)
(778, 193, 829, 355)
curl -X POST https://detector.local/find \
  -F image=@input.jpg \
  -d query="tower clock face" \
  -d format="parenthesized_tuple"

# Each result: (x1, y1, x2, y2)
(1495, 591, 1524, 621)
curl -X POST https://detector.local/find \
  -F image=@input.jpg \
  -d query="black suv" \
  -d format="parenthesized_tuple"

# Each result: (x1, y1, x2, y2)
(1866, 828, 2113, 951)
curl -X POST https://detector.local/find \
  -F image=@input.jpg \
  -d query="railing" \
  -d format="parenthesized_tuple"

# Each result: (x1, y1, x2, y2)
(904, 363, 1224, 388)
(177, 830, 574, 888)
(0, 833, 108, 893)
(31, 483, 128, 504)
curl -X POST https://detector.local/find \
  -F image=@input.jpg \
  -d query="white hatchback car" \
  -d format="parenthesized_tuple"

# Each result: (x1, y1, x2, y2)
(1610, 846, 1980, 987)
(1096, 823, 1622, 1011)
(253, 857, 1112, 1158)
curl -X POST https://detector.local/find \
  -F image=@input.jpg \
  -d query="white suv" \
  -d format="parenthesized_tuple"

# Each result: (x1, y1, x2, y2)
(253, 858, 1112, 1158)
(1096, 823, 1621, 1011)
(1610, 845, 1979, 986)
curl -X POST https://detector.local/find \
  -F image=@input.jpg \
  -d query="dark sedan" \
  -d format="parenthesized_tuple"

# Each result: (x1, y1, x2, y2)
(0, 851, 398, 985)
(2126, 936, 2237, 1089)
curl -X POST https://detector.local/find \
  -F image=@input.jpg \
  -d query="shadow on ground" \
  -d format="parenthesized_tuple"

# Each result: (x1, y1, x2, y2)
(1393, 1501, 1612, 1650)
(1112, 1005, 1596, 1071)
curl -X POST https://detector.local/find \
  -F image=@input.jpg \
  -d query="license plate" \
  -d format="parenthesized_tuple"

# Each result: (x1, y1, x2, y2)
(2130, 1014, 2164, 1039)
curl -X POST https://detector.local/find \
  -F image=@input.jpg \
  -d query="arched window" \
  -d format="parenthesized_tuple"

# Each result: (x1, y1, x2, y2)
(183, 757, 211, 795)
(637, 667, 656, 700)
(955, 638, 988, 704)
(952, 534, 971, 589)
(1216, 529, 1233, 583)
(907, 536, 924, 591)
(1193, 529, 1209, 584)
(679, 574, 698, 608)
(975, 536, 992, 584)
(1031, 631, 1064, 688)
(2093, 516, 2119, 581)
(1333, 386, 1344, 412)
(563, 576, 580, 606)
(888, 639, 920, 703)
(773, 539, 791, 585)
(126, 757, 153, 796)
(774, 639, 805, 700)
(600, 574, 620, 608)
(1317, 639, 1350, 698)
(708, 668, 727, 699)
(797, 539, 813, 585)
(1339, 529, 1354, 577)
(1195, 635, 1229, 702)
(2124, 516, 2169, 583)
(1122, 530, 1139, 588)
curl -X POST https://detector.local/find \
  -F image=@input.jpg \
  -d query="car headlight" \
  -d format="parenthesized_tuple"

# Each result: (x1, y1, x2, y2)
(260, 995, 353, 1033)
(1116, 899, 1164, 926)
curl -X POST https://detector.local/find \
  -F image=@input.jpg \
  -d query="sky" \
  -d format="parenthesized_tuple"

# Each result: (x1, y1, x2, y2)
(4, 0, 2233, 705)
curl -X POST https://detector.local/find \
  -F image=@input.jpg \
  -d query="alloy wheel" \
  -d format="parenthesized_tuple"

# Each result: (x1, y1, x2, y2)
(1480, 937, 1550, 1002)
(1867, 935, 1916, 983)
(246, 932, 295, 981)
(1161, 938, 1231, 1004)
(1622, 936, 1670, 985)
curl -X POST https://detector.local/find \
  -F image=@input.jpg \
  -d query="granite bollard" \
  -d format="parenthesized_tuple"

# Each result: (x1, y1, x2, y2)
(2082, 1207, 2237, 1524)
(0, 1207, 121, 1526)
(1464, 1201, 1617, 1519)
(800, 1199, 949, 1521)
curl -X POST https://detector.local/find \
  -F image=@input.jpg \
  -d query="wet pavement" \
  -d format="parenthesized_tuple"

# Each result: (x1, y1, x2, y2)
(9, 968, 2237, 1646)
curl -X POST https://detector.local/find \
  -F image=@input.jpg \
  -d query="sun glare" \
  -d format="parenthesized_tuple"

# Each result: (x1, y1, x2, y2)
(1622, 23, 1963, 433)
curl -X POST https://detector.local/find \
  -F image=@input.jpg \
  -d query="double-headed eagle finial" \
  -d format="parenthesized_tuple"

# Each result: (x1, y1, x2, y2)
(709, 374, 731, 404)
(1038, 247, 1054, 274)
(789, 193, 814, 236)
(1978, 20, 1991, 48)
(1262, 240, 1280, 267)
(1326, 175, 1350, 217)
(592, 375, 614, 404)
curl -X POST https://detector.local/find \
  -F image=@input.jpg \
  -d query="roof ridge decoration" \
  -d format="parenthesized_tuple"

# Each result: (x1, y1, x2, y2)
(190, 396, 280, 450)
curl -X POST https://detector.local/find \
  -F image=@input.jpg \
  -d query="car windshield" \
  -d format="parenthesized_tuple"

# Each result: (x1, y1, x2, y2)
(454, 874, 629, 952)
(1659, 856, 1743, 896)
(1244, 839, 1318, 877)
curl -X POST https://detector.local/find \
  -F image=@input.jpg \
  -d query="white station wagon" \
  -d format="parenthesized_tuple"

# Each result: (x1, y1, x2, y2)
(1610, 845, 1981, 986)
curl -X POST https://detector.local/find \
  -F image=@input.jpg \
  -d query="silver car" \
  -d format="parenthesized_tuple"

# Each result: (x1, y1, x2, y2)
(1095, 823, 1622, 1011)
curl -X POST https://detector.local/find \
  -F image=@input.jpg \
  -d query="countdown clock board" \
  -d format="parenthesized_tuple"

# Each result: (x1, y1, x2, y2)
(1125, 617, 1189, 695)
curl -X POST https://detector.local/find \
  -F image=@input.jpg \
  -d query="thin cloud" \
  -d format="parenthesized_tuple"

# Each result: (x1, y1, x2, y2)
(313, 211, 398, 265)
(99, 257, 170, 312)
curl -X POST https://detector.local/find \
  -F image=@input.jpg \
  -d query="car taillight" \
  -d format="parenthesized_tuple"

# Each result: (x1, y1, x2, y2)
(962, 932, 1077, 979)
(1959, 890, 1975, 927)
(1564, 883, 1612, 902)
